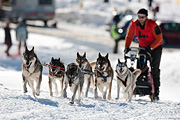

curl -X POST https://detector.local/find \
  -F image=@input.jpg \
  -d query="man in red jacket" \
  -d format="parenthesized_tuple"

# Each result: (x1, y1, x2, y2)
(124, 8, 162, 101)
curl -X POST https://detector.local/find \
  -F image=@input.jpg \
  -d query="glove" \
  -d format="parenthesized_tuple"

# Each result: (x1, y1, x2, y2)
(145, 46, 152, 59)
(145, 46, 152, 54)
(124, 48, 131, 54)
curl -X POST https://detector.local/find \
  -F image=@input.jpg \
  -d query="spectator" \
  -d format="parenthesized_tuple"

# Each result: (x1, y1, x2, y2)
(16, 18, 28, 55)
(148, 0, 153, 9)
(4, 20, 12, 56)
(152, 3, 159, 19)
(111, 15, 121, 53)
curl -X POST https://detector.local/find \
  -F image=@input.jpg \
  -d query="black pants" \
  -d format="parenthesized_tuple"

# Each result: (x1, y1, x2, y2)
(113, 40, 119, 53)
(151, 45, 162, 97)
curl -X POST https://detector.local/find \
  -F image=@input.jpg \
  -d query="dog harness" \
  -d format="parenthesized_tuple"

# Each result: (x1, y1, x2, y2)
(81, 69, 93, 75)
(102, 76, 107, 82)
(117, 75, 128, 87)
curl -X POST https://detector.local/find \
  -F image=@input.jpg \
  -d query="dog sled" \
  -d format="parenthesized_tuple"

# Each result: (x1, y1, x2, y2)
(124, 47, 155, 102)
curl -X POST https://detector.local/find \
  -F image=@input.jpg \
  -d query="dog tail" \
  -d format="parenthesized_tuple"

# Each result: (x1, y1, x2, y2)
(90, 61, 96, 68)
(133, 69, 141, 81)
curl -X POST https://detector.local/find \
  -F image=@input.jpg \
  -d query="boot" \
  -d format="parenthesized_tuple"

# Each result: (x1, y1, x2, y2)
(154, 88, 160, 101)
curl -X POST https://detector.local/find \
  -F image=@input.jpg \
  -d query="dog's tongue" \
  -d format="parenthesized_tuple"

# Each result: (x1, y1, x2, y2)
(53, 73, 56, 76)
(100, 68, 104, 71)
(120, 70, 123, 73)
(24, 64, 30, 68)
(69, 84, 72, 87)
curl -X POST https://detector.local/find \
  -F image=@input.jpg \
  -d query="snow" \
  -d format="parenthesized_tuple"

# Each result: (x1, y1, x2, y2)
(1, 0, 180, 119)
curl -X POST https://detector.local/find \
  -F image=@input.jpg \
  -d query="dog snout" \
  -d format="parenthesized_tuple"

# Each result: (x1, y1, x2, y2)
(79, 64, 82, 68)
(26, 61, 30, 65)
(69, 79, 73, 87)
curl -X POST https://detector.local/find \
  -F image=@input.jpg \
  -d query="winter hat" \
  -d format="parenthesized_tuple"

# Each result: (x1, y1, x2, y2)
(137, 8, 148, 16)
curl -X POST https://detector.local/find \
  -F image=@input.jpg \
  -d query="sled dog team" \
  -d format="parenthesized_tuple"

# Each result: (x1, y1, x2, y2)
(22, 47, 141, 104)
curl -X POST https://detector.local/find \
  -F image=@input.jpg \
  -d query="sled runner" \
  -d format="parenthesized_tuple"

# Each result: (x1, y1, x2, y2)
(124, 47, 155, 102)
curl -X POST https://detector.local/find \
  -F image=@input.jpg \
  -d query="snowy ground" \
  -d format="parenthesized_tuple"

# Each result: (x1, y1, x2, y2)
(1, 0, 180, 119)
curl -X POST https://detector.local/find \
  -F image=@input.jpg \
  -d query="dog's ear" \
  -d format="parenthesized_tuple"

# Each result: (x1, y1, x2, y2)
(58, 58, 60, 61)
(67, 64, 70, 70)
(77, 52, 80, 57)
(25, 46, 28, 52)
(105, 53, 109, 59)
(51, 57, 54, 61)
(31, 46, 34, 52)
(125, 59, 127, 65)
(83, 52, 86, 58)
(98, 52, 102, 58)
(118, 58, 120, 63)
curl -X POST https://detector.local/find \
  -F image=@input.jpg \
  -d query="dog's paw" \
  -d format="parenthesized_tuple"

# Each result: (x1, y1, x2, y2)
(115, 97, 119, 100)
(94, 96, 98, 100)
(63, 94, 67, 98)
(36, 93, 40, 96)
(50, 92, 53, 97)
(107, 96, 111, 100)
(23, 90, 28, 93)
(69, 101, 74, 104)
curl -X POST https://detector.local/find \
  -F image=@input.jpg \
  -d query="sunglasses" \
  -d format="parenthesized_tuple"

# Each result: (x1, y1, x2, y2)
(138, 15, 146, 19)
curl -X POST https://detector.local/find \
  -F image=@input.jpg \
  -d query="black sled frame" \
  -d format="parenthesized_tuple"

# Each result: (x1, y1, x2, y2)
(124, 47, 155, 102)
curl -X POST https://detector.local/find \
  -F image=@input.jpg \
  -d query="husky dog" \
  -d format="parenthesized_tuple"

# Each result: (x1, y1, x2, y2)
(22, 46, 43, 99)
(48, 57, 65, 97)
(115, 59, 141, 102)
(63, 63, 84, 104)
(94, 53, 113, 100)
(76, 52, 94, 97)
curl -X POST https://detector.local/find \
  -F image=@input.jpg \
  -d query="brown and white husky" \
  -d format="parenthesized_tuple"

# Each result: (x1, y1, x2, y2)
(48, 57, 65, 97)
(76, 52, 95, 97)
(94, 53, 113, 100)
(22, 46, 43, 99)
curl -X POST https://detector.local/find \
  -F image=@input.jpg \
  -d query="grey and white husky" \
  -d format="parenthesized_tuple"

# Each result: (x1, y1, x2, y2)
(63, 63, 84, 104)
(22, 46, 43, 99)
(94, 53, 113, 100)
(115, 59, 141, 102)
(76, 52, 94, 97)
(48, 57, 65, 97)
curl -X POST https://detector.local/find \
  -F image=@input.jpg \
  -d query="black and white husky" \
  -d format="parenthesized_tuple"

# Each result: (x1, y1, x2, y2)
(63, 63, 84, 104)
(76, 52, 95, 97)
(115, 59, 141, 102)
(22, 46, 43, 99)
(94, 53, 113, 100)
(48, 57, 65, 97)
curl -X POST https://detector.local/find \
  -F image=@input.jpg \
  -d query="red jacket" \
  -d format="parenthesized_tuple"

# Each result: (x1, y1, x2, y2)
(125, 19, 162, 50)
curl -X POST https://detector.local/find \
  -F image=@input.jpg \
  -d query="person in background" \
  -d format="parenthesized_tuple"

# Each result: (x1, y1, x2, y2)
(16, 18, 28, 55)
(124, 8, 163, 101)
(148, 0, 153, 9)
(111, 15, 121, 53)
(4, 20, 12, 56)
(152, 3, 160, 19)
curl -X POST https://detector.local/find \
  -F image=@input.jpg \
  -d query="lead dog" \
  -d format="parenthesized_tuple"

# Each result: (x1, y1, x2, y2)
(94, 53, 113, 100)
(48, 57, 65, 97)
(63, 63, 84, 104)
(115, 59, 141, 102)
(22, 46, 43, 99)
(76, 52, 95, 97)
